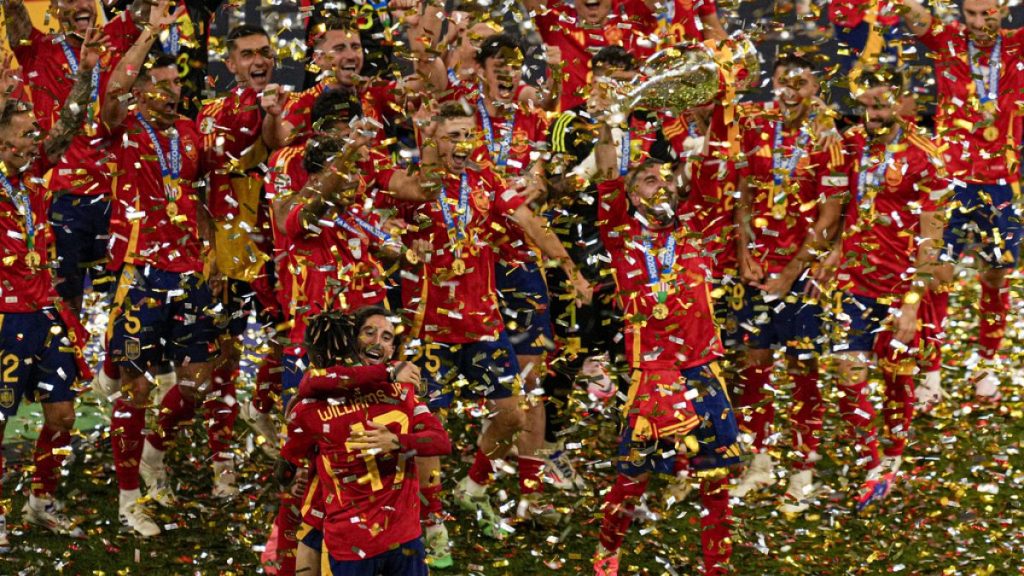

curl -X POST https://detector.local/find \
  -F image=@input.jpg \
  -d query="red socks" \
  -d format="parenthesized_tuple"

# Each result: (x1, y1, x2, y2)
(700, 475, 733, 576)
(735, 364, 774, 451)
(147, 384, 196, 453)
(518, 456, 545, 495)
(467, 449, 494, 486)
(272, 492, 302, 576)
(921, 290, 949, 373)
(598, 473, 649, 552)
(111, 398, 146, 491)
(979, 279, 1009, 360)
(882, 371, 915, 458)
(32, 424, 72, 497)
(837, 379, 880, 471)
(420, 482, 445, 524)
(790, 371, 823, 470)
(205, 367, 239, 462)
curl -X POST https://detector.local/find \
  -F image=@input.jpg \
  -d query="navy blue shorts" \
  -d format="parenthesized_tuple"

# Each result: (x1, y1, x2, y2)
(299, 524, 323, 553)
(281, 353, 308, 407)
(0, 309, 79, 417)
(737, 278, 824, 354)
(832, 20, 902, 74)
(943, 182, 1022, 268)
(329, 538, 427, 576)
(617, 362, 743, 476)
(49, 193, 114, 300)
(108, 267, 216, 371)
(832, 293, 892, 353)
(408, 333, 521, 410)
(496, 260, 555, 356)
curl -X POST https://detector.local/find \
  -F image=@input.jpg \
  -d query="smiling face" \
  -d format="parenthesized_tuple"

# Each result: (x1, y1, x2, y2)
(627, 163, 679, 228)
(482, 48, 523, 105)
(0, 107, 40, 172)
(857, 84, 899, 139)
(226, 33, 275, 92)
(316, 29, 365, 87)
(578, 0, 612, 26)
(773, 64, 817, 123)
(55, 0, 96, 37)
(962, 0, 1006, 46)
(438, 116, 478, 174)
(134, 65, 182, 130)
(356, 315, 396, 366)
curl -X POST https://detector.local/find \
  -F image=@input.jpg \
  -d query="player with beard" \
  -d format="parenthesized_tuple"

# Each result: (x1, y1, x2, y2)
(901, 0, 1024, 402)
(818, 68, 948, 511)
(4, 0, 149, 315)
(281, 307, 450, 576)
(196, 23, 281, 473)
(522, 0, 661, 111)
(730, 54, 846, 511)
(0, 28, 103, 546)
(590, 112, 741, 576)
(100, 0, 221, 537)
(399, 102, 590, 566)
(657, 0, 727, 45)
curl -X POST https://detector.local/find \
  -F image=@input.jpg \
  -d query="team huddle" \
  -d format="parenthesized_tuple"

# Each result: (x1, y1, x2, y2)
(0, 0, 1021, 574)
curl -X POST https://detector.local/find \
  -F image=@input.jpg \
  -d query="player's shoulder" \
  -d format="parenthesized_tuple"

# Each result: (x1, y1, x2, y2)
(903, 126, 942, 159)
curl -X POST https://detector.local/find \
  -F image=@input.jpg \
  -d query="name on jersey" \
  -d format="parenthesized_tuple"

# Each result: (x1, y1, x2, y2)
(317, 382, 405, 422)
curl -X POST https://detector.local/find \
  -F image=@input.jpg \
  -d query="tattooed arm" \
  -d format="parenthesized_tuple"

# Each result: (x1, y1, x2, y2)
(2, 0, 34, 49)
(43, 29, 106, 164)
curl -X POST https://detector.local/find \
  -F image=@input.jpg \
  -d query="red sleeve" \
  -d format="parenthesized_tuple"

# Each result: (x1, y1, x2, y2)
(397, 402, 452, 457)
(282, 91, 314, 132)
(11, 28, 45, 69)
(298, 364, 391, 398)
(280, 402, 320, 466)
(695, 0, 717, 17)
(487, 170, 525, 217)
(916, 153, 946, 213)
(103, 11, 142, 54)
(597, 178, 630, 250)
(285, 202, 308, 240)
(813, 142, 850, 199)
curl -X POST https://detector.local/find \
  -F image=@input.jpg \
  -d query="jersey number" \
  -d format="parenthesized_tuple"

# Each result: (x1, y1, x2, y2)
(350, 410, 410, 491)
(1, 353, 19, 384)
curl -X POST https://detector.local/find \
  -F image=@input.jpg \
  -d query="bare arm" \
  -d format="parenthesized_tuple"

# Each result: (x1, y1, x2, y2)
(699, 11, 728, 42)
(892, 209, 943, 343)
(594, 123, 618, 184)
(3, 0, 33, 50)
(900, 0, 934, 37)
(260, 84, 287, 150)
(511, 203, 593, 303)
(408, 0, 451, 94)
(43, 29, 106, 164)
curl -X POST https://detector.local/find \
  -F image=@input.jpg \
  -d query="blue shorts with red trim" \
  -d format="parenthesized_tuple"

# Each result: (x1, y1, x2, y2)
(408, 333, 521, 410)
(496, 260, 555, 357)
(0, 309, 79, 417)
(737, 278, 824, 354)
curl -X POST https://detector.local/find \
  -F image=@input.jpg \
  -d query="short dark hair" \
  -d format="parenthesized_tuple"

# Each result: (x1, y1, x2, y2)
(475, 32, 521, 67)
(773, 53, 816, 75)
(303, 133, 346, 175)
(857, 65, 906, 91)
(139, 53, 180, 84)
(304, 306, 396, 368)
(0, 99, 32, 130)
(438, 100, 474, 122)
(592, 46, 636, 72)
(311, 87, 363, 131)
(313, 15, 359, 47)
(226, 24, 269, 52)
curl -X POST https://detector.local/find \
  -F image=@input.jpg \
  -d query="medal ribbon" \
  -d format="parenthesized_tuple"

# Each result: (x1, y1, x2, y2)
(336, 211, 392, 243)
(968, 36, 1001, 105)
(137, 114, 181, 203)
(771, 113, 815, 187)
(641, 233, 677, 286)
(438, 173, 471, 242)
(476, 94, 517, 167)
(0, 172, 35, 252)
(59, 39, 101, 125)
(619, 128, 631, 176)
(161, 23, 181, 55)
(856, 127, 902, 204)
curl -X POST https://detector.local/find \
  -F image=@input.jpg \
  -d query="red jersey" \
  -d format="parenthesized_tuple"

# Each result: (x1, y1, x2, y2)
(598, 179, 722, 370)
(281, 381, 451, 562)
(197, 86, 266, 220)
(917, 23, 1024, 183)
(661, 0, 719, 45)
(829, 0, 898, 29)
(400, 168, 526, 343)
(281, 80, 393, 146)
(838, 126, 948, 299)
(266, 145, 309, 331)
(738, 107, 847, 275)
(107, 114, 206, 274)
(17, 14, 141, 199)
(534, 1, 658, 111)
(0, 153, 60, 312)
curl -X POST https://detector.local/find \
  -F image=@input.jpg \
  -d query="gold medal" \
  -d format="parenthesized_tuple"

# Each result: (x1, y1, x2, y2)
(405, 249, 420, 265)
(166, 201, 179, 218)
(24, 251, 41, 268)
(451, 258, 466, 276)
(983, 125, 1000, 142)
(771, 200, 788, 220)
(652, 303, 669, 320)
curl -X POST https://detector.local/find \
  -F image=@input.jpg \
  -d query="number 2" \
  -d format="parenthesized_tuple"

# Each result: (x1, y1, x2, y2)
(1, 353, 19, 384)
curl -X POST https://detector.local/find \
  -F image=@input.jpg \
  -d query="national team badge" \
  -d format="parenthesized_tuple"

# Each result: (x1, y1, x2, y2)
(0, 387, 15, 409)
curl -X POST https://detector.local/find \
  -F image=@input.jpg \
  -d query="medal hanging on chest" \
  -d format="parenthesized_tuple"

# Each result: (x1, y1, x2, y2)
(477, 95, 517, 168)
(857, 128, 902, 209)
(968, 36, 1002, 142)
(138, 114, 182, 219)
(770, 114, 814, 220)
(0, 172, 39, 268)
(642, 233, 677, 321)
(438, 173, 471, 276)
